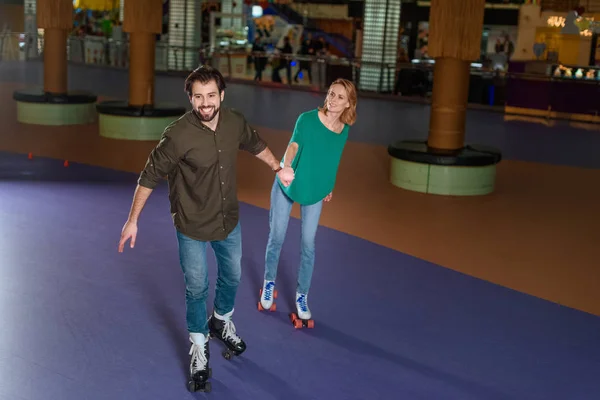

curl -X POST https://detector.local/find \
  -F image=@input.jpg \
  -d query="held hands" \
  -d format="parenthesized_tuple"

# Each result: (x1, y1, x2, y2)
(118, 220, 138, 252)
(324, 192, 333, 202)
(277, 166, 295, 187)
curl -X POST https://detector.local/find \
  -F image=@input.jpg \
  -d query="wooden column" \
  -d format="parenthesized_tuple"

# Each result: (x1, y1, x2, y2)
(426, 0, 485, 150)
(129, 32, 156, 106)
(37, 0, 72, 95)
(123, 0, 163, 107)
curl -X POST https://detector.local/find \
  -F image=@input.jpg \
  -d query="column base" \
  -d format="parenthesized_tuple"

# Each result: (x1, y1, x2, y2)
(387, 140, 502, 196)
(13, 89, 97, 126)
(96, 101, 186, 141)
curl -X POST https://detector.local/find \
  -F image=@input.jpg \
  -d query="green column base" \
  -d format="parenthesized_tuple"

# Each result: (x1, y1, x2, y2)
(96, 101, 186, 141)
(16, 102, 97, 126)
(387, 140, 502, 196)
(13, 89, 97, 126)
(98, 113, 182, 141)
(390, 158, 497, 196)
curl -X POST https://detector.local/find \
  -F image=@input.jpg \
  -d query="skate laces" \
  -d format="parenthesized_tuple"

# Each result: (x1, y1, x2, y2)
(297, 294, 308, 312)
(189, 343, 207, 374)
(222, 319, 242, 345)
(263, 281, 275, 300)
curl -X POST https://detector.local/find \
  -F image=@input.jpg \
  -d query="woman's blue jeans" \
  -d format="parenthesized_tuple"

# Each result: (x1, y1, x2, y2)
(264, 179, 323, 294)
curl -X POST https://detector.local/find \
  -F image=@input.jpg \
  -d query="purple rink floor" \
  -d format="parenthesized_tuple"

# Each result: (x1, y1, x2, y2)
(0, 151, 599, 400)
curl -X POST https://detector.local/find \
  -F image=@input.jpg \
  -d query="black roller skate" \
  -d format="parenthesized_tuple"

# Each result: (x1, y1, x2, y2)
(208, 310, 247, 360)
(187, 333, 212, 393)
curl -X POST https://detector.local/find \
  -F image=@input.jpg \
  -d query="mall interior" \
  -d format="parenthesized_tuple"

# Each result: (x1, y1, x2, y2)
(0, 0, 599, 399)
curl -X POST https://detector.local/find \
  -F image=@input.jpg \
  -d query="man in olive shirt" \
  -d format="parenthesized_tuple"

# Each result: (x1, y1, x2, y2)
(117, 65, 294, 391)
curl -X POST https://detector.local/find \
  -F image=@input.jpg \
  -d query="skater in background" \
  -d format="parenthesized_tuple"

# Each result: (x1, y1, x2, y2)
(252, 36, 267, 81)
(273, 36, 293, 84)
(259, 78, 357, 325)
(118, 65, 293, 391)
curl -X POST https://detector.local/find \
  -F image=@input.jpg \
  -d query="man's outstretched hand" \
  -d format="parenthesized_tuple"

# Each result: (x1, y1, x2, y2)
(118, 220, 138, 252)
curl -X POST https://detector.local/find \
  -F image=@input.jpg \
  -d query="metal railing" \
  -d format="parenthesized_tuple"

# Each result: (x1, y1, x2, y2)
(2, 32, 600, 120)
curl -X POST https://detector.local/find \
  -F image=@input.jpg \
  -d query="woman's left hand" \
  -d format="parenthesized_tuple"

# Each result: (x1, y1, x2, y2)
(324, 192, 333, 202)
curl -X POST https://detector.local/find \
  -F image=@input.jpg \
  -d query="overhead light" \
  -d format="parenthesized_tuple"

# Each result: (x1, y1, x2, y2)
(252, 5, 263, 18)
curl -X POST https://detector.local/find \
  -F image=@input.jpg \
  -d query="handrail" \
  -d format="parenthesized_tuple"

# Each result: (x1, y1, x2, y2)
(3, 31, 600, 118)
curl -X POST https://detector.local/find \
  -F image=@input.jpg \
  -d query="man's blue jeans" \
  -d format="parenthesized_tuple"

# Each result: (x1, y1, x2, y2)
(176, 222, 242, 335)
(264, 179, 323, 294)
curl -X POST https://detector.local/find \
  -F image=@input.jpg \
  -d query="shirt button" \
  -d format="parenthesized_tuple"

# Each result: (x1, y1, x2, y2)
(221, 182, 224, 185)
(219, 150, 222, 152)
(220, 166, 223, 169)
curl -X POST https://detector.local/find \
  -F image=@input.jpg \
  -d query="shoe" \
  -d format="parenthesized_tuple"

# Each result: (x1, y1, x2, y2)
(295, 292, 311, 320)
(208, 310, 247, 357)
(188, 333, 210, 390)
(259, 280, 277, 311)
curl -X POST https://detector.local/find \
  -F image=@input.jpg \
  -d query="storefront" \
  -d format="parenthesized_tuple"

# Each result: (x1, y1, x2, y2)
(69, 0, 122, 67)
(506, 3, 600, 122)
(400, 0, 520, 62)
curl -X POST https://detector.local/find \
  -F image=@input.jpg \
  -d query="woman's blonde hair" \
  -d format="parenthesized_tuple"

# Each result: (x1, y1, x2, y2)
(318, 78, 357, 126)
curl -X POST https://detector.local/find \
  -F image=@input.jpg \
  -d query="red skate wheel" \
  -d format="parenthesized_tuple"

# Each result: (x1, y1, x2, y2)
(273, 289, 278, 299)
(307, 319, 315, 329)
(290, 313, 298, 323)
(257, 302, 264, 311)
(270, 303, 277, 312)
(293, 319, 303, 329)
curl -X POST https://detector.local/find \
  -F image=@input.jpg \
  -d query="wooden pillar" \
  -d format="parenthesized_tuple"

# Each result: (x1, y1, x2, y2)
(37, 0, 72, 95)
(426, 0, 485, 150)
(129, 32, 156, 107)
(123, 0, 163, 107)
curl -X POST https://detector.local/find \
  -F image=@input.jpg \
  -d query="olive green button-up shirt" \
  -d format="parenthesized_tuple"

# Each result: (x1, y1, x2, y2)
(138, 108, 267, 241)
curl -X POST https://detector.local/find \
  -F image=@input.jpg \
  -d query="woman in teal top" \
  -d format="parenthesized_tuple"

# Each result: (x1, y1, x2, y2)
(259, 79, 358, 325)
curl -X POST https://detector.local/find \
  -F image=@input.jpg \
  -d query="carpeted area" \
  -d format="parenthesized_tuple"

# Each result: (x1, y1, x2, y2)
(1, 151, 598, 399)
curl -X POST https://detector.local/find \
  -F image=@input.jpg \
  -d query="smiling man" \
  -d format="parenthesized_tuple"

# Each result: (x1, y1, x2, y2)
(117, 65, 294, 392)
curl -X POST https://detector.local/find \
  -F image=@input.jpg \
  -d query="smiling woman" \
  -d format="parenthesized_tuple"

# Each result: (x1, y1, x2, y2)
(258, 78, 358, 329)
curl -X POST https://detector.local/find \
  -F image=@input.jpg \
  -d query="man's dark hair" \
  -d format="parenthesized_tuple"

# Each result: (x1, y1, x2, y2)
(184, 65, 227, 97)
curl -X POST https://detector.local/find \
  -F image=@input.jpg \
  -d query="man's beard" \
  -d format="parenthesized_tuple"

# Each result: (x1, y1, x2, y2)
(196, 106, 219, 122)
